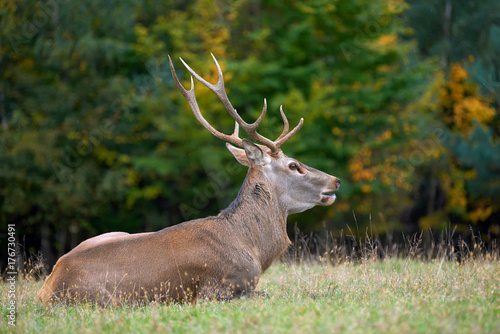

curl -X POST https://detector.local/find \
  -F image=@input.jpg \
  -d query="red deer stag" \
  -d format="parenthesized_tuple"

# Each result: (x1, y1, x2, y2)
(38, 54, 340, 305)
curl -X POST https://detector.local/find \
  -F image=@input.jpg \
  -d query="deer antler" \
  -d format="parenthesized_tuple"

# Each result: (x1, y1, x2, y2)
(168, 54, 303, 154)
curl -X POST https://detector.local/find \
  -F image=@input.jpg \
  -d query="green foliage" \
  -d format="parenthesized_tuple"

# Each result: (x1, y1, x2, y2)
(449, 122, 500, 198)
(403, 1, 500, 232)
(406, 0, 500, 74)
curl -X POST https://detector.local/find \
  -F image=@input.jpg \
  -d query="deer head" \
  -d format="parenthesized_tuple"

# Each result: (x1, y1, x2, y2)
(168, 54, 340, 215)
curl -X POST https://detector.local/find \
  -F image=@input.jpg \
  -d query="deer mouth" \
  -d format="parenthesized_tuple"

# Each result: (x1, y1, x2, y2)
(320, 191, 337, 205)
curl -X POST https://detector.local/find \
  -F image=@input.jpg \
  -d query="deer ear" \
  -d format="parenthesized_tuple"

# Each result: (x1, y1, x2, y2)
(226, 143, 250, 166)
(241, 139, 271, 167)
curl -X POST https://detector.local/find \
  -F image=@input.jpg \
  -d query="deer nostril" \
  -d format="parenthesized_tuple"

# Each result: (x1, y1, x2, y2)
(335, 178, 341, 187)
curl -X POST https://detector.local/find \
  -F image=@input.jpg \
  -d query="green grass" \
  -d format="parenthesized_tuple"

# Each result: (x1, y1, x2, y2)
(2, 259, 499, 333)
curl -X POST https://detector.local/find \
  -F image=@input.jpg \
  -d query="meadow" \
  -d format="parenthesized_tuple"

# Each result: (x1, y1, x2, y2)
(1, 242, 499, 334)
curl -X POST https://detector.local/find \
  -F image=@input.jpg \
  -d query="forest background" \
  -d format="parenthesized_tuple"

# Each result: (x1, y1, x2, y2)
(1, 0, 499, 270)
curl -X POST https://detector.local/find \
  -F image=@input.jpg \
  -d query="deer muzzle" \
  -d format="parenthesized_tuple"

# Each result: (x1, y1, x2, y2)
(319, 177, 340, 206)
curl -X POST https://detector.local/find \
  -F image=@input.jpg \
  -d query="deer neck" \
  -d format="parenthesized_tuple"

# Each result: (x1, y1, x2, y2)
(219, 168, 291, 271)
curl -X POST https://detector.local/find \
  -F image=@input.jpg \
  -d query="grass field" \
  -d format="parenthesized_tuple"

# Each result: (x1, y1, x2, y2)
(2, 257, 499, 334)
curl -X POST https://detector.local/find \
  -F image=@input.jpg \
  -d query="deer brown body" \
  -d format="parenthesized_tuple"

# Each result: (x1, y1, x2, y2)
(38, 55, 340, 305)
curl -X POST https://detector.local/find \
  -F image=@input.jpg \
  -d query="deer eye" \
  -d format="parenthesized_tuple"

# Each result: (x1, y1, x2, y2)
(288, 163, 298, 171)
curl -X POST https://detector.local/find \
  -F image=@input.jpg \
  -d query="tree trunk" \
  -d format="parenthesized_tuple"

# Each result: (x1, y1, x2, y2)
(0, 35, 7, 131)
(442, 0, 453, 70)
(41, 221, 54, 269)
(58, 226, 68, 259)
(424, 164, 438, 254)
(69, 220, 80, 249)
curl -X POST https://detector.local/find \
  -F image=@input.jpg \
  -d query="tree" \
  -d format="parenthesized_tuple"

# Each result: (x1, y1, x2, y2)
(403, 0, 500, 237)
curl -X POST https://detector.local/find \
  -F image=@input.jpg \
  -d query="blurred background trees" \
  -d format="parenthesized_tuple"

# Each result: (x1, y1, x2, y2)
(1, 0, 498, 269)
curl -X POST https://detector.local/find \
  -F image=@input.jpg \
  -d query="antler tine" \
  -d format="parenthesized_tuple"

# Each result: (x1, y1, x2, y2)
(276, 105, 290, 141)
(252, 98, 267, 130)
(179, 54, 246, 127)
(241, 98, 281, 151)
(233, 121, 240, 137)
(168, 55, 243, 147)
(267, 105, 303, 150)
(275, 117, 304, 148)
